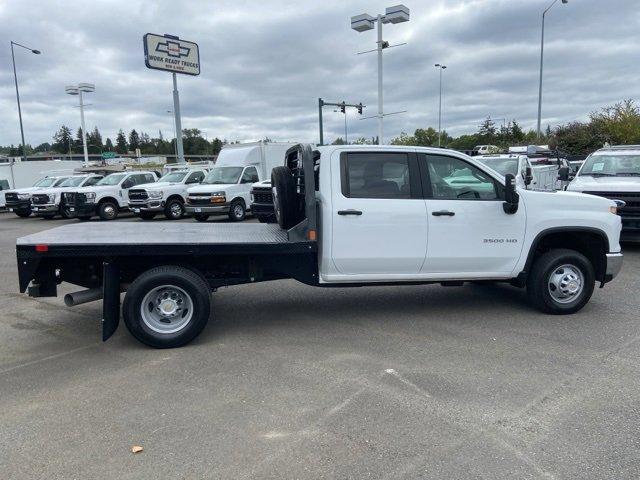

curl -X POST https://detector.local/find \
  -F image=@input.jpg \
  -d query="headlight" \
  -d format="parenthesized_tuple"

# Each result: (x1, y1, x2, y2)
(609, 206, 617, 214)
(250, 193, 254, 202)
(211, 191, 226, 204)
(85, 192, 96, 202)
(148, 191, 163, 199)
(48, 194, 56, 203)
(17, 193, 31, 200)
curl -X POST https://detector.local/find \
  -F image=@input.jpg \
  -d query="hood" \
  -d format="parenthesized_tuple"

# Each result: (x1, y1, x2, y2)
(133, 181, 173, 190)
(74, 184, 118, 193)
(568, 175, 640, 192)
(5, 186, 44, 195)
(187, 183, 235, 193)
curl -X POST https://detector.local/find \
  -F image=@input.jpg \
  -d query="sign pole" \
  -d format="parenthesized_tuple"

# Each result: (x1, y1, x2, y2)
(172, 72, 185, 163)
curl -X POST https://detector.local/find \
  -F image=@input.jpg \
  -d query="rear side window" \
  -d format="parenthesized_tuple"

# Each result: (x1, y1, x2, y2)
(144, 173, 155, 183)
(341, 153, 411, 199)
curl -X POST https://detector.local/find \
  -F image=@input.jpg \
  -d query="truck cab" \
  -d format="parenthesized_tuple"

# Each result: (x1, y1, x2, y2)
(66, 171, 158, 221)
(567, 145, 640, 241)
(128, 168, 207, 220)
(30, 174, 103, 219)
(5, 176, 72, 218)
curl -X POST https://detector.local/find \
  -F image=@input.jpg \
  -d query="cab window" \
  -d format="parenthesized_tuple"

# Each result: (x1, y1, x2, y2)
(341, 152, 411, 199)
(186, 171, 205, 184)
(83, 176, 102, 186)
(241, 167, 259, 184)
(424, 155, 498, 200)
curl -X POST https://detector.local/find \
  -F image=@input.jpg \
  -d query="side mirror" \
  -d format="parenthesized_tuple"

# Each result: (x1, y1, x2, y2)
(558, 166, 570, 182)
(524, 166, 533, 186)
(503, 173, 519, 214)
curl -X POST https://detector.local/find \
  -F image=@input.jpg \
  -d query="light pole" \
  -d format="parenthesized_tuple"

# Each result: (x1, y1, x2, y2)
(65, 83, 94, 165)
(351, 5, 410, 145)
(167, 110, 178, 161)
(11, 41, 41, 162)
(434, 64, 447, 147)
(537, 0, 568, 139)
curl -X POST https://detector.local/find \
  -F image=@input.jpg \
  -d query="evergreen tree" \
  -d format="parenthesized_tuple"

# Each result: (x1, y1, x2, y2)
(128, 129, 140, 151)
(52, 125, 73, 154)
(89, 126, 103, 148)
(105, 138, 114, 151)
(478, 117, 497, 138)
(116, 130, 128, 153)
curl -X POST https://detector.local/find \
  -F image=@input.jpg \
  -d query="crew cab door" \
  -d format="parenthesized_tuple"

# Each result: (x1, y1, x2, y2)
(420, 154, 525, 276)
(330, 150, 427, 276)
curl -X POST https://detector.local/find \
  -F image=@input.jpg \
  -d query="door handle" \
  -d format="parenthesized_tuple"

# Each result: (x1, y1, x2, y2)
(432, 210, 455, 216)
(337, 209, 363, 216)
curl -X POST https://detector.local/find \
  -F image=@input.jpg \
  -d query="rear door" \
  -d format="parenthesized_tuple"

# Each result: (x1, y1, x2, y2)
(420, 153, 526, 276)
(330, 150, 427, 276)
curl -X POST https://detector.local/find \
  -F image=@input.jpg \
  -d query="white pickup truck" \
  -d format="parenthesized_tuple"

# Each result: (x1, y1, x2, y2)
(476, 154, 562, 190)
(16, 144, 623, 348)
(4, 176, 72, 218)
(567, 145, 640, 241)
(128, 169, 207, 220)
(64, 171, 158, 221)
(30, 174, 104, 219)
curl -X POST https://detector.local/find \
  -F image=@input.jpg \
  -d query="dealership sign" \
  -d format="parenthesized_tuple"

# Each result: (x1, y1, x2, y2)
(143, 33, 200, 76)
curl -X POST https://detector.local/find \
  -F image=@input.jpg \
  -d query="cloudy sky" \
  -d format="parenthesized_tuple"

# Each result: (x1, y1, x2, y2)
(1, 0, 639, 147)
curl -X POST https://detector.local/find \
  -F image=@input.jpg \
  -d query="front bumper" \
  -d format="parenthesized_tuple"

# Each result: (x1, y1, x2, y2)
(67, 203, 96, 217)
(604, 252, 623, 283)
(6, 200, 31, 212)
(31, 204, 59, 215)
(185, 204, 230, 214)
(128, 201, 164, 213)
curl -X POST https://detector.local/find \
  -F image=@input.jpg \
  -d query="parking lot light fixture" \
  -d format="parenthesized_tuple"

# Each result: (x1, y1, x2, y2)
(434, 64, 447, 147)
(351, 5, 410, 145)
(537, 0, 568, 139)
(66, 83, 95, 166)
(11, 41, 41, 163)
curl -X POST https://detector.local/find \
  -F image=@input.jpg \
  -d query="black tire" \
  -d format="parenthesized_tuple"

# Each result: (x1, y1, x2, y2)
(123, 266, 211, 348)
(257, 216, 268, 223)
(15, 210, 31, 218)
(527, 248, 595, 314)
(78, 215, 92, 221)
(271, 166, 298, 229)
(193, 213, 209, 222)
(139, 212, 156, 220)
(61, 208, 73, 219)
(164, 198, 185, 220)
(228, 199, 246, 222)
(98, 201, 118, 221)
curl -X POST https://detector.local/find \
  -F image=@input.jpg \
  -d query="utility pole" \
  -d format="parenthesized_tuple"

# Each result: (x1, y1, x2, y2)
(11, 41, 41, 162)
(435, 64, 447, 147)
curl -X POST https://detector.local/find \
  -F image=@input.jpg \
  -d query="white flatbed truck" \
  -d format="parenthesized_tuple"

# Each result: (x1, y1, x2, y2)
(16, 145, 623, 348)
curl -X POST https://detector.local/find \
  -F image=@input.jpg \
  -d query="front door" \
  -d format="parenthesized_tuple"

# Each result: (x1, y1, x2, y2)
(330, 150, 428, 276)
(420, 154, 526, 276)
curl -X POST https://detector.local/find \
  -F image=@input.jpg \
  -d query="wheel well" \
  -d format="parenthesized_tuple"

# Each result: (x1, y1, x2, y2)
(230, 197, 246, 207)
(525, 229, 608, 283)
(166, 194, 184, 204)
(98, 197, 119, 206)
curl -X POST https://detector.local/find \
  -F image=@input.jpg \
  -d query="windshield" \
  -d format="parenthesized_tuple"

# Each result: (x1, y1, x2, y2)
(202, 167, 243, 185)
(53, 177, 70, 186)
(580, 154, 640, 176)
(96, 173, 127, 186)
(59, 176, 86, 187)
(477, 158, 519, 176)
(33, 177, 57, 187)
(159, 171, 188, 183)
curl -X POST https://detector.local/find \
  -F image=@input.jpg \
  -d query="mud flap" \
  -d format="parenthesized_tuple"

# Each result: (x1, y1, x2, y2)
(102, 261, 120, 341)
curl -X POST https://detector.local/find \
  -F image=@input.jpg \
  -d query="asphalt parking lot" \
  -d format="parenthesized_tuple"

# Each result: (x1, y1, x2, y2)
(1, 211, 639, 479)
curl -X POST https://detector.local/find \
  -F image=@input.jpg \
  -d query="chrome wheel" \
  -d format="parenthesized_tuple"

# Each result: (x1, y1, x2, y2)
(140, 285, 194, 334)
(233, 203, 244, 219)
(102, 204, 116, 219)
(169, 201, 183, 218)
(548, 264, 584, 304)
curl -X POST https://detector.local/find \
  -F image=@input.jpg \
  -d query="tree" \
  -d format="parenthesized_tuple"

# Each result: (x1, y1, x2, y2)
(116, 130, 128, 153)
(477, 117, 497, 138)
(211, 137, 223, 155)
(590, 99, 640, 145)
(510, 120, 525, 143)
(88, 126, 103, 149)
(128, 129, 140, 152)
(105, 138, 114, 151)
(52, 125, 73, 154)
(34, 142, 51, 152)
(331, 137, 346, 145)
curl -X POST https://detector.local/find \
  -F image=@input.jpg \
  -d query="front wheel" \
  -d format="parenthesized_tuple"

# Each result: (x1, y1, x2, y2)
(98, 201, 118, 221)
(527, 248, 595, 314)
(164, 199, 185, 220)
(228, 200, 246, 222)
(123, 266, 211, 348)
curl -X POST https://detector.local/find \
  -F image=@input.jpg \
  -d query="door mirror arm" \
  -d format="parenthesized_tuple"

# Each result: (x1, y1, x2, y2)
(503, 173, 519, 214)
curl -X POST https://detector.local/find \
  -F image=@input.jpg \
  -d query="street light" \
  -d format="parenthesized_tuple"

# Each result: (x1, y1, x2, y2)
(65, 83, 95, 165)
(351, 5, 410, 145)
(10, 41, 41, 162)
(537, 0, 568, 139)
(434, 64, 447, 147)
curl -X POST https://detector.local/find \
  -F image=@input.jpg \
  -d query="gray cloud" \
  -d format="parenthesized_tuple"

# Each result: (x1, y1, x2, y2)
(1, 0, 639, 147)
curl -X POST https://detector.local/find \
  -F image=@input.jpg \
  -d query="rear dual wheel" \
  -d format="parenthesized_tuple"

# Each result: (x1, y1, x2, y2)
(123, 266, 211, 348)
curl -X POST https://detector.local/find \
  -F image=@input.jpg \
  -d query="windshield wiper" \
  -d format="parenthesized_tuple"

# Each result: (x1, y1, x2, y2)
(615, 172, 640, 177)
(581, 172, 616, 177)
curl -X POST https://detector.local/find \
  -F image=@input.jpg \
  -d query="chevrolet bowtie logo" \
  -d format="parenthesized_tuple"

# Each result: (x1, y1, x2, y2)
(156, 40, 190, 58)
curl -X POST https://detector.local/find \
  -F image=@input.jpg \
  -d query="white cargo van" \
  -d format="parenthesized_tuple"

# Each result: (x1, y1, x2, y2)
(185, 141, 295, 222)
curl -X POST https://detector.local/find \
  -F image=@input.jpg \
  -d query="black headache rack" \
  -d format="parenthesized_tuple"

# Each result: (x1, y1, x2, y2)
(15, 144, 320, 341)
